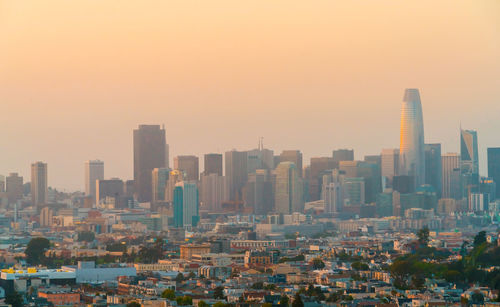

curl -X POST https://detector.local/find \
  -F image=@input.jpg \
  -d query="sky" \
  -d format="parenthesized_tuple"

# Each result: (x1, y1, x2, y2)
(0, 0, 499, 191)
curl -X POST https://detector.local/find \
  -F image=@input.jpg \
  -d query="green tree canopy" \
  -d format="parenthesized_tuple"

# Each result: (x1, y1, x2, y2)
(25, 237, 50, 265)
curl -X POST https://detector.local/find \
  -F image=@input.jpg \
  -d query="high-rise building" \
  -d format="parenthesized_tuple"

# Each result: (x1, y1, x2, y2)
(460, 129, 479, 195)
(399, 88, 425, 187)
(200, 173, 227, 213)
(279, 150, 303, 177)
(203, 153, 223, 176)
(332, 149, 354, 164)
(40, 206, 53, 227)
(243, 169, 273, 215)
(173, 182, 199, 228)
(84, 160, 104, 199)
(6, 173, 23, 205)
(274, 162, 304, 214)
(381, 149, 399, 187)
(0, 175, 4, 193)
(321, 170, 344, 213)
(339, 161, 380, 203)
(165, 170, 185, 203)
(442, 153, 461, 199)
(134, 124, 167, 202)
(96, 178, 124, 207)
(225, 150, 248, 201)
(487, 148, 500, 200)
(152, 168, 170, 204)
(174, 155, 199, 181)
(309, 157, 336, 201)
(424, 144, 442, 198)
(31, 161, 48, 207)
(343, 177, 365, 206)
(247, 147, 274, 174)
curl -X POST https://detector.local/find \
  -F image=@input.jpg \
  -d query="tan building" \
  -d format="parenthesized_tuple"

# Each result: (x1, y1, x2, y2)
(174, 155, 199, 181)
(40, 206, 53, 227)
(180, 244, 210, 260)
(6, 173, 23, 205)
(31, 161, 48, 207)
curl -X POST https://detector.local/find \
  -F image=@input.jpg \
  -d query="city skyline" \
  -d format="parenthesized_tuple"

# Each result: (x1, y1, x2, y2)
(1, 1, 499, 191)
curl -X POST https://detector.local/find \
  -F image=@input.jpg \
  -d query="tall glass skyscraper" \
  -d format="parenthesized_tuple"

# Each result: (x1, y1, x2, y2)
(460, 129, 479, 192)
(399, 88, 425, 187)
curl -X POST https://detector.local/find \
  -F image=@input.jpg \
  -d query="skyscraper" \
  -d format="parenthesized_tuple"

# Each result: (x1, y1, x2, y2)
(487, 148, 500, 200)
(174, 155, 199, 181)
(424, 144, 442, 198)
(84, 160, 104, 199)
(442, 153, 461, 199)
(31, 161, 48, 207)
(381, 149, 399, 187)
(399, 88, 425, 187)
(274, 162, 304, 214)
(134, 124, 167, 202)
(225, 150, 248, 201)
(332, 149, 354, 164)
(460, 129, 479, 195)
(309, 157, 336, 201)
(173, 182, 199, 228)
(152, 168, 170, 204)
(203, 153, 223, 176)
(200, 173, 227, 213)
(6, 173, 23, 205)
(279, 150, 303, 177)
(96, 178, 124, 207)
(243, 169, 273, 215)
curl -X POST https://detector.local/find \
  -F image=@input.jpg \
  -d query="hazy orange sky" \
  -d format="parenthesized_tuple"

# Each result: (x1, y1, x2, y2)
(1, 0, 499, 191)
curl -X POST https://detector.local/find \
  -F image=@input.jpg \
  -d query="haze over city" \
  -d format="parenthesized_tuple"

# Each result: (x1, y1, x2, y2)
(1, 0, 499, 191)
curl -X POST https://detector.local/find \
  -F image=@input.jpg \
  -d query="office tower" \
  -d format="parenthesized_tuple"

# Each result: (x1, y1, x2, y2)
(479, 177, 496, 202)
(339, 161, 359, 178)
(332, 149, 354, 164)
(96, 178, 124, 207)
(152, 168, 170, 204)
(424, 144, 442, 198)
(204, 153, 223, 176)
(392, 175, 415, 194)
(309, 157, 336, 201)
(173, 182, 199, 228)
(243, 169, 273, 215)
(6, 173, 23, 205)
(399, 88, 425, 187)
(442, 153, 461, 199)
(174, 155, 199, 181)
(0, 175, 4, 193)
(84, 160, 104, 199)
(461, 129, 479, 198)
(343, 177, 365, 206)
(339, 161, 380, 203)
(165, 170, 185, 203)
(40, 206, 53, 227)
(487, 148, 500, 199)
(469, 192, 489, 212)
(31, 161, 48, 207)
(376, 192, 393, 217)
(225, 150, 248, 201)
(200, 173, 227, 213)
(381, 149, 399, 187)
(279, 150, 303, 177)
(274, 162, 304, 214)
(321, 170, 344, 213)
(133, 124, 167, 202)
(247, 148, 274, 174)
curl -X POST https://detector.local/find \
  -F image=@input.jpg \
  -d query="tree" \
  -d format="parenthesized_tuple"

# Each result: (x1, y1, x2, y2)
(214, 286, 225, 299)
(311, 258, 325, 270)
(176, 296, 193, 306)
(292, 293, 304, 307)
(417, 227, 430, 247)
(126, 302, 141, 307)
(474, 231, 487, 247)
(161, 289, 176, 300)
(351, 261, 369, 271)
(280, 295, 290, 306)
(198, 301, 209, 307)
(5, 291, 23, 307)
(25, 237, 50, 265)
(175, 272, 185, 283)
